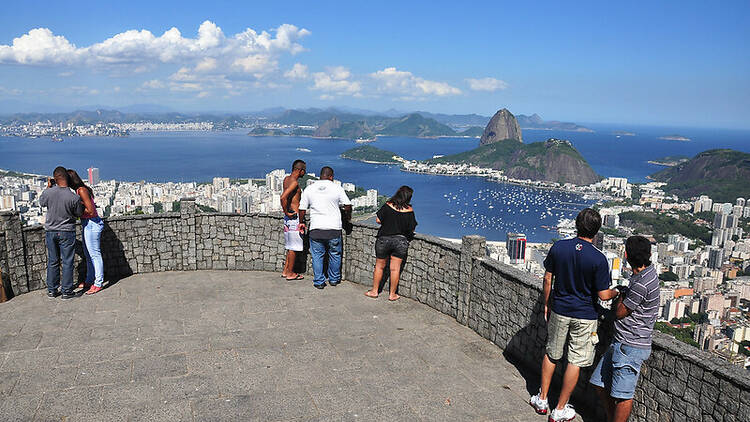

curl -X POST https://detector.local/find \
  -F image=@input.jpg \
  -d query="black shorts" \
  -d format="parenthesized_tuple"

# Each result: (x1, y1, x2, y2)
(375, 235, 410, 259)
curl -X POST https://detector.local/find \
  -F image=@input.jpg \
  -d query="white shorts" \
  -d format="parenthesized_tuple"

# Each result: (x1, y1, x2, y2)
(283, 215, 303, 252)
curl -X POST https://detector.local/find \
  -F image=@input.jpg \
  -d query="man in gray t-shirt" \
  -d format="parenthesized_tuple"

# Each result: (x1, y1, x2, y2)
(39, 166, 84, 299)
(590, 235, 659, 422)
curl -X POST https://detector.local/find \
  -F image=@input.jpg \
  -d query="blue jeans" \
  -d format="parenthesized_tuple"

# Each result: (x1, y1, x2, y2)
(82, 217, 104, 287)
(310, 236, 342, 286)
(46, 230, 76, 295)
(590, 341, 651, 400)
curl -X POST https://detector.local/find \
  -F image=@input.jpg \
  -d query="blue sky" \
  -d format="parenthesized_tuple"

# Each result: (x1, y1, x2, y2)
(0, 1, 748, 128)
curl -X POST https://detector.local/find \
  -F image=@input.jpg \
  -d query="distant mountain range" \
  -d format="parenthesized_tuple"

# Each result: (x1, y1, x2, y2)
(650, 149, 750, 202)
(515, 113, 594, 132)
(1, 105, 593, 133)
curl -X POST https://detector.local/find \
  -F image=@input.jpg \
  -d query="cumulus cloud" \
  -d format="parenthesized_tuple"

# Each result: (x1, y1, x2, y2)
(370, 67, 461, 97)
(311, 66, 361, 96)
(0, 20, 310, 76)
(284, 63, 308, 79)
(466, 77, 508, 92)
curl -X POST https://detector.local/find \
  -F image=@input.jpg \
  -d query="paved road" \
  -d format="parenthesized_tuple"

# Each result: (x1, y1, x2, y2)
(0, 271, 547, 421)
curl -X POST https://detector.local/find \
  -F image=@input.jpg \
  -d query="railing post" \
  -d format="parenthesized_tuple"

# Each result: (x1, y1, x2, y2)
(457, 234, 486, 325)
(180, 198, 197, 271)
(0, 211, 29, 296)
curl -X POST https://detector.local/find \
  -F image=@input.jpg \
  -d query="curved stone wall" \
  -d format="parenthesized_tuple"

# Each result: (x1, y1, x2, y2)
(1, 202, 748, 421)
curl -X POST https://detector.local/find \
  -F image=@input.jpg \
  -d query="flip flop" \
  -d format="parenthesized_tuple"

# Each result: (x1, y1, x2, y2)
(286, 274, 304, 281)
(364, 291, 378, 299)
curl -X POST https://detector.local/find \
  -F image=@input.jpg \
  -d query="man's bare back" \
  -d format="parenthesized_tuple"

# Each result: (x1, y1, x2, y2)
(281, 175, 301, 216)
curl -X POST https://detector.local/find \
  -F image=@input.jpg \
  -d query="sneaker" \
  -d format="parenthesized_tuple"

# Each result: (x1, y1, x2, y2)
(47, 290, 61, 299)
(313, 284, 325, 290)
(85, 285, 103, 295)
(529, 392, 549, 415)
(549, 404, 576, 422)
(61, 292, 77, 300)
(328, 281, 340, 287)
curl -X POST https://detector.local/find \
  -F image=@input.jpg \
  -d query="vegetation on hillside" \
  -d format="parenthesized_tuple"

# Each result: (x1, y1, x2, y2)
(340, 145, 400, 163)
(650, 149, 750, 202)
(619, 211, 712, 243)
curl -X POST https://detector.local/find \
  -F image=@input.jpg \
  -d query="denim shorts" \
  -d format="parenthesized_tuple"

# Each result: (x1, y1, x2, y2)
(590, 341, 651, 400)
(375, 235, 409, 259)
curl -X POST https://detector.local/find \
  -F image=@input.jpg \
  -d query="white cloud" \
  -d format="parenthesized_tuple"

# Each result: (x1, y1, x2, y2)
(311, 66, 361, 96)
(195, 57, 217, 72)
(0, 21, 310, 75)
(197, 91, 210, 98)
(284, 63, 308, 79)
(466, 77, 508, 92)
(141, 79, 165, 89)
(370, 67, 461, 97)
(232, 54, 275, 78)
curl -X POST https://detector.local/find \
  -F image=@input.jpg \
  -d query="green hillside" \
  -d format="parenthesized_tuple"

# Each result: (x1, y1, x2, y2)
(650, 149, 750, 202)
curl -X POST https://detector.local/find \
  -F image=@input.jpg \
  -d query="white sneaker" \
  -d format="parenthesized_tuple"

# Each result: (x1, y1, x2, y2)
(548, 404, 576, 422)
(529, 392, 549, 415)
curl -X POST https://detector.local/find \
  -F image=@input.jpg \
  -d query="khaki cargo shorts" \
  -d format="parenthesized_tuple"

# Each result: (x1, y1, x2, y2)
(546, 311, 599, 367)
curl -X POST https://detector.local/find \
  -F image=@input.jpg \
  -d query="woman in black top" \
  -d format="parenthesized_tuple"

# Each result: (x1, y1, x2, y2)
(364, 186, 417, 301)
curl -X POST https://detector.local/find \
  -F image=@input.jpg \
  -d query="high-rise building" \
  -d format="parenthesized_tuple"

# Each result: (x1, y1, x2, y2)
(87, 167, 100, 185)
(714, 212, 729, 229)
(693, 195, 713, 213)
(603, 214, 619, 228)
(506, 232, 527, 265)
(708, 248, 724, 269)
(366, 189, 378, 207)
(663, 300, 686, 321)
(737, 198, 746, 207)
(213, 177, 230, 191)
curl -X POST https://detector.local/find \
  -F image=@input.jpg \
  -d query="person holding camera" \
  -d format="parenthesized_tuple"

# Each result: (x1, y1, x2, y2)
(589, 235, 659, 422)
(39, 166, 84, 300)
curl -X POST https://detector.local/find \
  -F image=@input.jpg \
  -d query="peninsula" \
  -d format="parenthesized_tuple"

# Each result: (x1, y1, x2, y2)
(647, 155, 690, 167)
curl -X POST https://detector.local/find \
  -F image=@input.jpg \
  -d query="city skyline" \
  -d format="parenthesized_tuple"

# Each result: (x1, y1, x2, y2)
(0, 1, 748, 129)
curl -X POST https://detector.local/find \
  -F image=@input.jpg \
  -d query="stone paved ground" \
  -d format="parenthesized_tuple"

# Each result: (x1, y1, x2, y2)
(0, 271, 552, 422)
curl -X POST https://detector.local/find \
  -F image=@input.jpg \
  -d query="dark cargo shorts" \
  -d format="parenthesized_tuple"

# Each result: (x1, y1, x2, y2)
(375, 235, 410, 259)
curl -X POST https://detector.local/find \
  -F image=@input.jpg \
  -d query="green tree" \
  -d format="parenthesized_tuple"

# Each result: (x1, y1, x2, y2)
(659, 271, 679, 282)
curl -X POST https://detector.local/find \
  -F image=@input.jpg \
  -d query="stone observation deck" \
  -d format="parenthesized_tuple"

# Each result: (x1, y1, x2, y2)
(0, 271, 537, 421)
(1, 199, 748, 421)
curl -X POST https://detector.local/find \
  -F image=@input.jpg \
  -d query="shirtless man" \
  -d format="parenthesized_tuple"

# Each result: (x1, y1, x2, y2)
(280, 159, 306, 280)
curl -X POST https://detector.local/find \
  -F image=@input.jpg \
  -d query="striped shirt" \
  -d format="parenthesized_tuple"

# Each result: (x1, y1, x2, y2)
(614, 265, 660, 348)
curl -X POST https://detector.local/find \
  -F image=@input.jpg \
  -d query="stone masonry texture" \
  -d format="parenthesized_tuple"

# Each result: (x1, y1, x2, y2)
(1, 202, 748, 421)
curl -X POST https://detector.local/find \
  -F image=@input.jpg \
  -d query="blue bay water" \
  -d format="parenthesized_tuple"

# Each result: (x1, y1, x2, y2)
(1, 125, 748, 242)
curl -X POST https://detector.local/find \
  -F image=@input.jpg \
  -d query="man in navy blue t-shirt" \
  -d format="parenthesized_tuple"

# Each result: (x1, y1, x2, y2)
(529, 208, 619, 421)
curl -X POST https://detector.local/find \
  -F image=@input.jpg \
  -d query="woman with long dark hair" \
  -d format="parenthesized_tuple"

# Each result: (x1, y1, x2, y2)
(67, 169, 104, 295)
(365, 185, 417, 301)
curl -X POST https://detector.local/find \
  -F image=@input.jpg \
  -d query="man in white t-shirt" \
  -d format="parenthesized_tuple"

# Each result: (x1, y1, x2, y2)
(298, 166, 352, 289)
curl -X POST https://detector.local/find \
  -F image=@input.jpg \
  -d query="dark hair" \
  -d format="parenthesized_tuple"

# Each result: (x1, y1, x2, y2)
(320, 166, 334, 179)
(67, 169, 93, 197)
(291, 159, 306, 172)
(53, 166, 69, 182)
(625, 235, 652, 269)
(388, 186, 413, 210)
(575, 208, 602, 238)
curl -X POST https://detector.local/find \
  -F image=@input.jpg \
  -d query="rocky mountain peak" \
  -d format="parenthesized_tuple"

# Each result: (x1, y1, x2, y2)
(479, 108, 522, 146)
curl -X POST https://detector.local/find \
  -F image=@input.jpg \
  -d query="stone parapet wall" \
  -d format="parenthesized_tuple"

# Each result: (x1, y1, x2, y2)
(1, 201, 748, 421)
